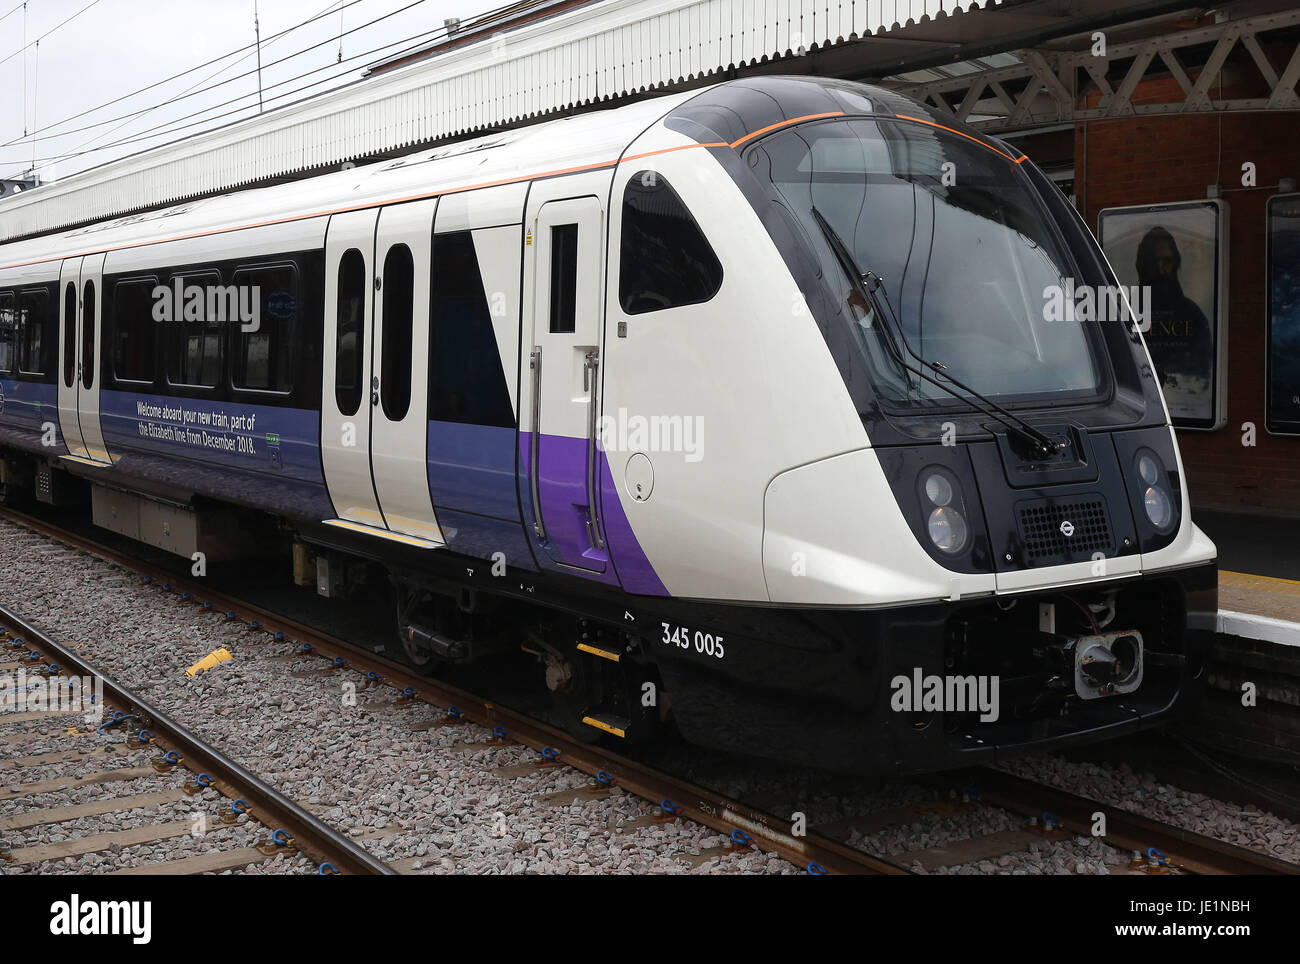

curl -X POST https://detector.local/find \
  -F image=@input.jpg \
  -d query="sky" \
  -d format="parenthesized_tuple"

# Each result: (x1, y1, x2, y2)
(0, 0, 501, 182)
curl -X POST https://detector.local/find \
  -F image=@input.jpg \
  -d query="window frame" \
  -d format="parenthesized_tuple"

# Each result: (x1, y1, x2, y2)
(110, 274, 161, 386)
(230, 260, 301, 398)
(334, 247, 367, 418)
(618, 171, 724, 316)
(0, 291, 15, 375)
(428, 229, 516, 429)
(63, 281, 77, 389)
(164, 269, 226, 392)
(81, 279, 97, 390)
(17, 287, 54, 378)
(378, 243, 414, 422)
(548, 223, 579, 334)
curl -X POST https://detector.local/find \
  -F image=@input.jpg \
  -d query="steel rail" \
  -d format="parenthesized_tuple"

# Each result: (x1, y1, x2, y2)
(0, 506, 907, 875)
(0, 599, 395, 876)
(956, 767, 1300, 875)
(10, 506, 1299, 875)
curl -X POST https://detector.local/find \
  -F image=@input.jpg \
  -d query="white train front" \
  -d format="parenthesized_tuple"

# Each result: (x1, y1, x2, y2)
(0, 76, 1219, 774)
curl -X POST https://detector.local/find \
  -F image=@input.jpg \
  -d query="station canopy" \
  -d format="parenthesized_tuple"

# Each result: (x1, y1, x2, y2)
(3, 0, 1298, 242)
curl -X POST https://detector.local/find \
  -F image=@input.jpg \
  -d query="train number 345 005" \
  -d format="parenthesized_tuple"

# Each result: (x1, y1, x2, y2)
(660, 623, 725, 659)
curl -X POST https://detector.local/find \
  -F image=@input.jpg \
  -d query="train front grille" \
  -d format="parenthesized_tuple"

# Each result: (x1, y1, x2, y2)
(1016, 498, 1113, 564)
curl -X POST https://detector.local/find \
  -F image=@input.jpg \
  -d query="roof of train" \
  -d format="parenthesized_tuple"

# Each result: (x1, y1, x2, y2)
(0, 88, 703, 274)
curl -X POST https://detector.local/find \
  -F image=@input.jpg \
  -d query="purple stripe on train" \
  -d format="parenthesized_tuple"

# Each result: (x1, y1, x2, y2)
(518, 431, 668, 597)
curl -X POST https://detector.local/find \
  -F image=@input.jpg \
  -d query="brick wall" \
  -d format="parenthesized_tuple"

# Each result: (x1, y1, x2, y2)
(1076, 110, 1300, 514)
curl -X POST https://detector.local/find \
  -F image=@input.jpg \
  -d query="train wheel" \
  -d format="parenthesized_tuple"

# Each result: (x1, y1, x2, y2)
(392, 583, 455, 677)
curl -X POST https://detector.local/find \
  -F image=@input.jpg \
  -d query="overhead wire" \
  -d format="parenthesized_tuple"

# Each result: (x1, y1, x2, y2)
(1, 0, 523, 173)
(4, 0, 370, 147)
(0, 0, 105, 70)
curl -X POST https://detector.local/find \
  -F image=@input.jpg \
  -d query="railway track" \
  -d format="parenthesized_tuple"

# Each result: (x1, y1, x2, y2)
(0, 601, 393, 875)
(0, 506, 904, 875)
(2, 504, 1296, 876)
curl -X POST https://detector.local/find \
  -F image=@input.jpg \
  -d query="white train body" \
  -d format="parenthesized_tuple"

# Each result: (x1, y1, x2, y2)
(0, 77, 1217, 773)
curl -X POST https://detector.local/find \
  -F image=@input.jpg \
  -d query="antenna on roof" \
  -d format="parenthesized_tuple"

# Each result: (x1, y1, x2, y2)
(254, 0, 265, 113)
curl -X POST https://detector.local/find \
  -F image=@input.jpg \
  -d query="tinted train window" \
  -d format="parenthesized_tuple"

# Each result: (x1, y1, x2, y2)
(63, 282, 76, 388)
(232, 264, 297, 393)
(620, 173, 723, 314)
(19, 289, 51, 376)
(0, 293, 14, 374)
(430, 231, 515, 428)
(112, 278, 157, 383)
(549, 223, 578, 333)
(335, 248, 366, 417)
(166, 273, 223, 389)
(379, 245, 414, 421)
(82, 281, 96, 390)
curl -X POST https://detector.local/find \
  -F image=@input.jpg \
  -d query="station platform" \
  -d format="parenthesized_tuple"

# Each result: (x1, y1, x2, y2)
(1173, 509, 1300, 767)
(1196, 509, 1300, 648)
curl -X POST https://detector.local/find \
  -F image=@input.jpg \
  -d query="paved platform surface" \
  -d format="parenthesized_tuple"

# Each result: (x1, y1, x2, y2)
(1196, 509, 1300, 646)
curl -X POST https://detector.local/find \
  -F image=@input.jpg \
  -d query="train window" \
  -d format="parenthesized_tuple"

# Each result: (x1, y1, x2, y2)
(335, 248, 366, 417)
(232, 264, 298, 393)
(429, 231, 515, 428)
(63, 282, 76, 388)
(0, 292, 14, 374)
(19, 289, 51, 376)
(166, 272, 223, 389)
(82, 280, 96, 390)
(111, 278, 158, 383)
(620, 173, 723, 315)
(549, 223, 578, 333)
(379, 244, 414, 421)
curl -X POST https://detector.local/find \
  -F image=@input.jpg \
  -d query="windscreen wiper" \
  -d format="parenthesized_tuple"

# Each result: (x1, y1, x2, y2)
(810, 207, 1063, 459)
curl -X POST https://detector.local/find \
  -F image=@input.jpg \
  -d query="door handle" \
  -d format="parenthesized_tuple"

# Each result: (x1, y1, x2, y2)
(583, 350, 604, 551)
(371, 392, 379, 407)
(529, 347, 545, 540)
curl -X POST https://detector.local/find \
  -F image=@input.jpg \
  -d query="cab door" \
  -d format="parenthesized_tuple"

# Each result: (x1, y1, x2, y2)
(521, 189, 609, 573)
(57, 254, 111, 464)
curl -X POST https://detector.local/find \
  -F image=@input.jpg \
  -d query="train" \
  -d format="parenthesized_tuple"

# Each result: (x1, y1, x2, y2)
(0, 76, 1218, 774)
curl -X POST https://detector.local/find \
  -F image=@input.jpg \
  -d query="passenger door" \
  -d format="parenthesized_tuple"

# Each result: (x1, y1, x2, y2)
(320, 203, 443, 546)
(370, 200, 441, 542)
(56, 254, 111, 464)
(521, 190, 608, 573)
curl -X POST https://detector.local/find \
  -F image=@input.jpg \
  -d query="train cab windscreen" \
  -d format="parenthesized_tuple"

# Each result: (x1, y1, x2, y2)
(752, 117, 1109, 410)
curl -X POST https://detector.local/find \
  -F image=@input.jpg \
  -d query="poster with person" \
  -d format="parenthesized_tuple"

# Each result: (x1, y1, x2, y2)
(1098, 200, 1228, 430)
(1268, 193, 1300, 435)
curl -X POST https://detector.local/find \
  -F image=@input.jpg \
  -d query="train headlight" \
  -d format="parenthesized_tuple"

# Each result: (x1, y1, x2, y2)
(924, 473, 954, 507)
(927, 506, 969, 553)
(1143, 485, 1173, 530)
(1134, 449, 1176, 533)
(920, 468, 969, 554)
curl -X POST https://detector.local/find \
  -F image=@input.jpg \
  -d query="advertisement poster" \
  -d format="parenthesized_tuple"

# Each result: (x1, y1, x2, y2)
(1268, 193, 1300, 435)
(1098, 200, 1228, 430)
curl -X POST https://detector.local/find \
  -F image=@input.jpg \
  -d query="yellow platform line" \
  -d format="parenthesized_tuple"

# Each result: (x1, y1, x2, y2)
(1220, 569, 1300, 589)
